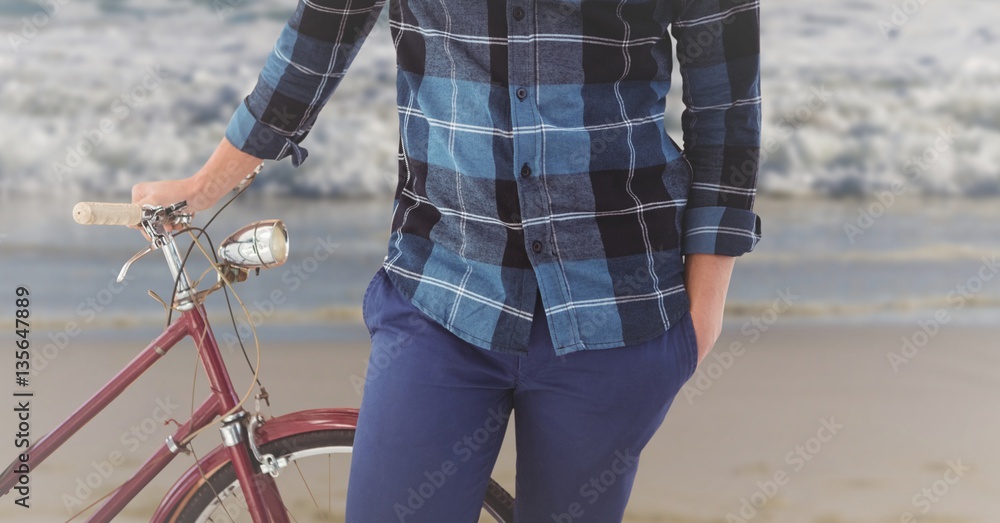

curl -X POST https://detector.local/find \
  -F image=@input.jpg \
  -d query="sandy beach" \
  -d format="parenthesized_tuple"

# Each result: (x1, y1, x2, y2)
(1, 318, 996, 522)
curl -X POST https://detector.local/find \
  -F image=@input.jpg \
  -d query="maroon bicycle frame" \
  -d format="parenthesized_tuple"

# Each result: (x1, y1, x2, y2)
(0, 304, 353, 522)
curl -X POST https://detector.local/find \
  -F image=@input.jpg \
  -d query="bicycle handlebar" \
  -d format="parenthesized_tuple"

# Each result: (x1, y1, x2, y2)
(73, 202, 144, 226)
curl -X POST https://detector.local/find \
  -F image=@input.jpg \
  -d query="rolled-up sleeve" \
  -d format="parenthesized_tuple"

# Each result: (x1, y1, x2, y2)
(225, 0, 385, 166)
(672, 0, 763, 256)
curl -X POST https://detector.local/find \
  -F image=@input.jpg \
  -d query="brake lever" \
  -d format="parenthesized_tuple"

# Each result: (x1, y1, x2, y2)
(119, 201, 192, 283)
(117, 245, 156, 283)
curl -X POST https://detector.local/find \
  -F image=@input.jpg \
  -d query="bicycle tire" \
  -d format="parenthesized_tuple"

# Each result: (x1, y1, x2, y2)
(167, 428, 514, 522)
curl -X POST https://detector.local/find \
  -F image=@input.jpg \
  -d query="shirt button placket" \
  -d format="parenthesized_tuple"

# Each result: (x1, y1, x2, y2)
(508, 0, 540, 252)
(508, 1, 560, 341)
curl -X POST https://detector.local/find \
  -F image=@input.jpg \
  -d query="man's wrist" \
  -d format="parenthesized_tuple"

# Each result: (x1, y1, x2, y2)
(189, 143, 265, 210)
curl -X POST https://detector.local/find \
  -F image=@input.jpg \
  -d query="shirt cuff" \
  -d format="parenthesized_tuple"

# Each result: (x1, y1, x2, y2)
(224, 99, 309, 167)
(683, 206, 762, 257)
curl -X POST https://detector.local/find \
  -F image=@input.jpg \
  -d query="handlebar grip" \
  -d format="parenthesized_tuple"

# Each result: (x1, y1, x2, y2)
(73, 202, 144, 226)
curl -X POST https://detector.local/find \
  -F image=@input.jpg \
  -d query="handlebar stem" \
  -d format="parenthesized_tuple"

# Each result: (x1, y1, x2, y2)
(161, 236, 195, 311)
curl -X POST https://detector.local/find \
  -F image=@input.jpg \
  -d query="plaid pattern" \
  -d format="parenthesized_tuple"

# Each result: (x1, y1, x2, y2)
(226, 0, 762, 355)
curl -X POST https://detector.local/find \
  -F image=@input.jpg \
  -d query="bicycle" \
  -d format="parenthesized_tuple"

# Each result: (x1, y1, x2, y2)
(0, 167, 514, 522)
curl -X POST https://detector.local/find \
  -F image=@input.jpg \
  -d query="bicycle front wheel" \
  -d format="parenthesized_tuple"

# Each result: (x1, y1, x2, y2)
(165, 428, 514, 523)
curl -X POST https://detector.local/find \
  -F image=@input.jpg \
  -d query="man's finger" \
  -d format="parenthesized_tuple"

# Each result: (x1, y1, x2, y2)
(131, 183, 147, 205)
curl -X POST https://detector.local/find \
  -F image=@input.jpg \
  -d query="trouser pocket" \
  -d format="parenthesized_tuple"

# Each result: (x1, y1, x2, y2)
(679, 311, 699, 379)
(361, 266, 386, 337)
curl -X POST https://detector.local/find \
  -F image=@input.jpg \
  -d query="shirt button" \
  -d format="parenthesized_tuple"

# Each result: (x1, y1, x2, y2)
(513, 6, 525, 20)
(520, 163, 532, 178)
(516, 88, 527, 101)
(531, 240, 543, 254)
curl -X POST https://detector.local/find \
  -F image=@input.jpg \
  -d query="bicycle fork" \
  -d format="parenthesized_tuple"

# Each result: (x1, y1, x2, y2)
(185, 309, 292, 523)
(211, 409, 288, 523)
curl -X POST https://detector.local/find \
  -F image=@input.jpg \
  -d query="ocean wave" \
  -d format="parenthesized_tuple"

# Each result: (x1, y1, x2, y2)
(1, 0, 999, 197)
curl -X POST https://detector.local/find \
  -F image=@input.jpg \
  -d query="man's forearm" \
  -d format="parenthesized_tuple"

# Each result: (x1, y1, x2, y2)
(684, 254, 735, 311)
(188, 137, 265, 210)
(684, 253, 736, 360)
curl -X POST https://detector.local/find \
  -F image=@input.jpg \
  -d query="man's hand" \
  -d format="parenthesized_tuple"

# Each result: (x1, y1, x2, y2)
(684, 253, 736, 365)
(132, 177, 210, 213)
(130, 138, 264, 230)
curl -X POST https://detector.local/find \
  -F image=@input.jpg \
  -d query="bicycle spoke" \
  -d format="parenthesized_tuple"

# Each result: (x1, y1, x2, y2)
(168, 430, 512, 522)
(283, 502, 301, 523)
(293, 459, 324, 518)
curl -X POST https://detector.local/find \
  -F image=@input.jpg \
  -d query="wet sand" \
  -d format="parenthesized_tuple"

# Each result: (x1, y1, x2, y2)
(1, 319, 998, 522)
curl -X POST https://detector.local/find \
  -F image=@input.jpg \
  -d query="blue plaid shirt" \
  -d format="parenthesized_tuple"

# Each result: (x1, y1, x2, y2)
(226, 0, 762, 355)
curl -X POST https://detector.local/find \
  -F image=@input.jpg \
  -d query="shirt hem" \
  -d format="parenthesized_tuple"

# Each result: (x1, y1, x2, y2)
(381, 261, 691, 357)
(549, 301, 691, 357)
(381, 263, 530, 355)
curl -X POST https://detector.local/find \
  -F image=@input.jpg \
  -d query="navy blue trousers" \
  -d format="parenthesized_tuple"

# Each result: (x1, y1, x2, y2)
(346, 267, 698, 522)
